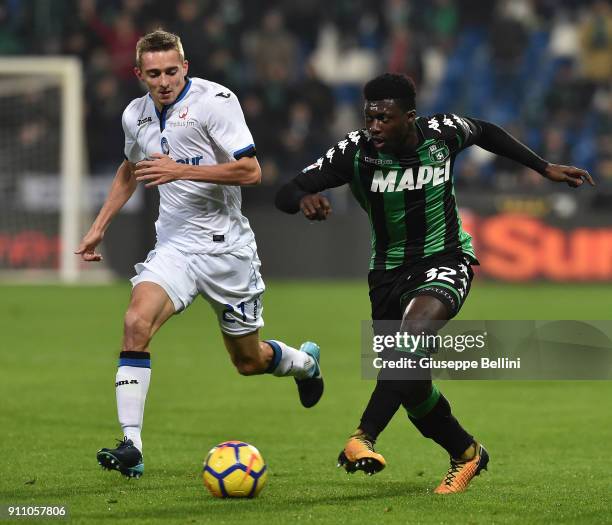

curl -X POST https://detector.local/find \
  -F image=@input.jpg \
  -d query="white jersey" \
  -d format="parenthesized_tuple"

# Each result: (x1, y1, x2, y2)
(122, 77, 257, 254)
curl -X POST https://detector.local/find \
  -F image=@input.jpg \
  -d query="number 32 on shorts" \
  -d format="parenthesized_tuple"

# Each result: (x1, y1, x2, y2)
(424, 266, 456, 283)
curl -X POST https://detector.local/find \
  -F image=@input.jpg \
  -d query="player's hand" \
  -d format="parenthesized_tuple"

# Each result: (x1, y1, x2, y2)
(543, 164, 595, 188)
(135, 153, 184, 187)
(300, 194, 332, 221)
(75, 230, 104, 262)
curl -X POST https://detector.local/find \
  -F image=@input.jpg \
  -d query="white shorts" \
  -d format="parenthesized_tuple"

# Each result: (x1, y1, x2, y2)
(130, 241, 265, 336)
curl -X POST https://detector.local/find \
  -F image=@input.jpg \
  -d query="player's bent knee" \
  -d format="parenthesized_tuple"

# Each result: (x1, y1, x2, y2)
(124, 310, 155, 346)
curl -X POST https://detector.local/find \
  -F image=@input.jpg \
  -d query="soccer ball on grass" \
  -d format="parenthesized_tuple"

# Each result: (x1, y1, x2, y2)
(202, 441, 268, 498)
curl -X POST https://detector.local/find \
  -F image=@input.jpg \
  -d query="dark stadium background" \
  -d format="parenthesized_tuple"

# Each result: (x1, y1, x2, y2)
(1, 2, 611, 523)
(0, 0, 610, 279)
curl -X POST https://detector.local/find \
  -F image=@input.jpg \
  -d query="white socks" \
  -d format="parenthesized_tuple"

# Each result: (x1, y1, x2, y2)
(113, 341, 313, 454)
(115, 352, 151, 453)
(266, 340, 315, 379)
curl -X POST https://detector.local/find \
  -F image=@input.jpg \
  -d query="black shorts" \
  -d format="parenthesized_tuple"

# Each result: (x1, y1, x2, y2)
(369, 252, 476, 321)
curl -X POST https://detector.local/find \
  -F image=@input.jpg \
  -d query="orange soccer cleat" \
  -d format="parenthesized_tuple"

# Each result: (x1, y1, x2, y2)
(434, 442, 489, 494)
(337, 431, 386, 476)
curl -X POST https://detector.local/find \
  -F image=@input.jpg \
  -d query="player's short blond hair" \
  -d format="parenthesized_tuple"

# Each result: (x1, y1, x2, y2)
(136, 30, 185, 67)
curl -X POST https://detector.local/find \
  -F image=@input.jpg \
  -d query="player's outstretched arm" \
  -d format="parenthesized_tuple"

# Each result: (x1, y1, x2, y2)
(541, 163, 594, 188)
(470, 119, 594, 188)
(75, 160, 137, 262)
(134, 154, 261, 187)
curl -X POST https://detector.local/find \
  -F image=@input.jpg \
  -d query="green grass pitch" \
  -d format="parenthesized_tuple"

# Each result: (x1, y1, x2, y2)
(0, 281, 610, 524)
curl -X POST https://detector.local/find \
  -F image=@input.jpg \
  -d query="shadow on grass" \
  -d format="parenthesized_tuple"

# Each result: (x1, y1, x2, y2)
(80, 479, 427, 521)
(13, 477, 424, 500)
(1, 474, 193, 500)
(284, 479, 426, 504)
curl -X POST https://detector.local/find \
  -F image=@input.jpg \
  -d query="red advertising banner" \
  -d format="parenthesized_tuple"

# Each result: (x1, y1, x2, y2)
(1, 211, 610, 282)
(461, 212, 612, 281)
(0, 230, 59, 269)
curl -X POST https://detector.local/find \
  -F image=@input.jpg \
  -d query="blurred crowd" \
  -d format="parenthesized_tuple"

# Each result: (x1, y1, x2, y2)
(0, 0, 610, 200)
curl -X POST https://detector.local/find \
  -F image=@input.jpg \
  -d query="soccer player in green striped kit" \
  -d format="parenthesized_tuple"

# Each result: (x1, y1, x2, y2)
(276, 73, 593, 493)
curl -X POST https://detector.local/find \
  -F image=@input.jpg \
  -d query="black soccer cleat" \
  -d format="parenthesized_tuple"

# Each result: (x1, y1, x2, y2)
(97, 437, 144, 479)
(294, 342, 324, 408)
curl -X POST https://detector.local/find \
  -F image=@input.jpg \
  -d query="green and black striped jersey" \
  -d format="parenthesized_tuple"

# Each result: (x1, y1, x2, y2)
(292, 114, 482, 270)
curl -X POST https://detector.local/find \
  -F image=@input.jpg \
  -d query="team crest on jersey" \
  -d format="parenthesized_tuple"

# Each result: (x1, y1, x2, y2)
(161, 136, 170, 155)
(428, 141, 450, 164)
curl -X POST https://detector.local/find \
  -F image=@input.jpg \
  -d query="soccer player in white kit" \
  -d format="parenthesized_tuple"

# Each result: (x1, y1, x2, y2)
(75, 30, 323, 479)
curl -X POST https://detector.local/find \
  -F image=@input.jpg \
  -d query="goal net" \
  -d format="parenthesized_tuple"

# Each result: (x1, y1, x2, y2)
(0, 57, 86, 283)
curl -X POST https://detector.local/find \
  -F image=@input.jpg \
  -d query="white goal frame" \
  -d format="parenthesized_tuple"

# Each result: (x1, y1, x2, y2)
(0, 57, 85, 283)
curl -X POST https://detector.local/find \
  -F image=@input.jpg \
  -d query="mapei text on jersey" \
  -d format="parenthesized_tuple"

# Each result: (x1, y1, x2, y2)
(370, 159, 451, 192)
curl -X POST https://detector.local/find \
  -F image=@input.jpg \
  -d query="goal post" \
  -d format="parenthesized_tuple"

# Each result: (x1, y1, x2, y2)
(0, 57, 85, 283)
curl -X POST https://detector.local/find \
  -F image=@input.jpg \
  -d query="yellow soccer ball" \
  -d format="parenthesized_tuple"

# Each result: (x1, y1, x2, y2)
(203, 441, 268, 498)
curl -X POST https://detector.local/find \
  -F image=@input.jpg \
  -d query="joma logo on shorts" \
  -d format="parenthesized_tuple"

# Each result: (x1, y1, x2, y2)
(370, 159, 451, 192)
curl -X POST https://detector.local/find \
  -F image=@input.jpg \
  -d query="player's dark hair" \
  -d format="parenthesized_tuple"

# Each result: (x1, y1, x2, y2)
(363, 73, 417, 111)
(136, 29, 185, 66)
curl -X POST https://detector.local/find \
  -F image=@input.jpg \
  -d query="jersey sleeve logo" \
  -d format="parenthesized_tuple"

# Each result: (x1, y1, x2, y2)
(215, 91, 231, 98)
(348, 130, 361, 144)
(443, 115, 457, 129)
(428, 117, 441, 134)
(337, 139, 349, 154)
(303, 132, 359, 173)
(451, 114, 471, 136)
(303, 157, 324, 172)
